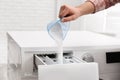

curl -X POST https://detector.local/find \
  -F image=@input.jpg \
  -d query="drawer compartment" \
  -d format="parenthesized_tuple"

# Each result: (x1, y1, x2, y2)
(34, 53, 86, 69)
(34, 53, 99, 80)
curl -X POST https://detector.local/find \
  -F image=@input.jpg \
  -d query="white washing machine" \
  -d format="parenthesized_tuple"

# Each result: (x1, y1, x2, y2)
(7, 31, 120, 80)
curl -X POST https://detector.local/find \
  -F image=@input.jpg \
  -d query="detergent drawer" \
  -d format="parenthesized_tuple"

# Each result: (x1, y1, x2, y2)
(34, 53, 99, 80)
(34, 53, 86, 68)
(38, 63, 99, 80)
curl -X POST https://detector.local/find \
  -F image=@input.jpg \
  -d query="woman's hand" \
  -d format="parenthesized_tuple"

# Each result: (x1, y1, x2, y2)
(59, 4, 81, 22)
(59, 2, 95, 22)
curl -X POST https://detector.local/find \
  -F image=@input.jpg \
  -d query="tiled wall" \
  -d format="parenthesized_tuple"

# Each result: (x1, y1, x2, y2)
(84, 4, 120, 34)
(0, 0, 56, 31)
(106, 4, 120, 37)
(84, 11, 106, 32)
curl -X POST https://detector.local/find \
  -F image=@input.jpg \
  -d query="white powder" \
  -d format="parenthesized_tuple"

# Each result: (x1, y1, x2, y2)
(49, 23, 64, 64)
(56, 42, 63, 64)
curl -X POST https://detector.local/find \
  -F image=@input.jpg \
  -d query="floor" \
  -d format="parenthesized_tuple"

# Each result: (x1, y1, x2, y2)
(0, 64, 38, 80)
(0, 64, 7, 80)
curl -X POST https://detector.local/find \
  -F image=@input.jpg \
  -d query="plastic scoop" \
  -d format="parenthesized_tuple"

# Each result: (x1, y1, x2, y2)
(47, 18, 69, 43)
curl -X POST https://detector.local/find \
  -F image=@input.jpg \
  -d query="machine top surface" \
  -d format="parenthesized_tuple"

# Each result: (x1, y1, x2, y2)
(7, 31, 120, 48)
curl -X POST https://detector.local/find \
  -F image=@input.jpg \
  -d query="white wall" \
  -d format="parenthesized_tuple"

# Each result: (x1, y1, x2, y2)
(0, 0, 56, 31)
(83, 11, 106, 32)
(84, 4, 120, 35)
(105, 4, 120, 37)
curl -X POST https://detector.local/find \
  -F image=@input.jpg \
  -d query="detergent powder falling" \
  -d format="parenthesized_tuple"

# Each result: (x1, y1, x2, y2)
(47, 18, 70, 64)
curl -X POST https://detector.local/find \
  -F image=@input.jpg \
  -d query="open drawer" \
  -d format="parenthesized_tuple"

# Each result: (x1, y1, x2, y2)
(34, 53, 86, 67)
(34, 53, 99, 80)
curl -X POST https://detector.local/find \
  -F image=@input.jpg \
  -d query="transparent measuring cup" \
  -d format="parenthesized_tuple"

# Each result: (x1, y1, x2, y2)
(47, 18, 70, 43)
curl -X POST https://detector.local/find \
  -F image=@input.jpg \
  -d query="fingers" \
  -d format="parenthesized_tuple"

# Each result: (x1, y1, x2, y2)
(59, 5, 65, 18)
(62, 15, 76, 22)
(59, 4, 79, 22)
(60, 8, 69, 18)
(59, 5, 70, 18)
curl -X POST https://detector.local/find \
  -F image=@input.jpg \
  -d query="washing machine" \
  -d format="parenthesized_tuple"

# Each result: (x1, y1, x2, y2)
(7, 31, 120, 80)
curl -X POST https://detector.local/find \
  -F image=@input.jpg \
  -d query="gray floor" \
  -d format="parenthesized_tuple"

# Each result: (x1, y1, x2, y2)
(0, 64, 7, 80)
(0, 64, 38, 80)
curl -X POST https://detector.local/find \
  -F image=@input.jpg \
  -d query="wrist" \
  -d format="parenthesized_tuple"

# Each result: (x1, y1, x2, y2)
(75, 6, 84, 16)
(76, 1, 95, 16)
